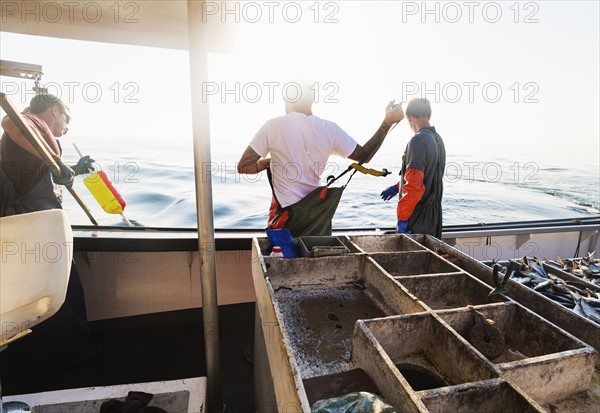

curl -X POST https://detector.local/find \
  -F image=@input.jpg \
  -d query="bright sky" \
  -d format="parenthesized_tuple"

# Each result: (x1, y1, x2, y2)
(1, 1, 599, 160)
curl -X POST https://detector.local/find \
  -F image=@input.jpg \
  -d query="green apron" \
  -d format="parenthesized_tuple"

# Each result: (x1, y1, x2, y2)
(267, 169, 344, 237)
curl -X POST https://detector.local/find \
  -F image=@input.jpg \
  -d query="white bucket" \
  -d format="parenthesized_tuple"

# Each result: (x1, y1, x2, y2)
(1, 209, 73, 345)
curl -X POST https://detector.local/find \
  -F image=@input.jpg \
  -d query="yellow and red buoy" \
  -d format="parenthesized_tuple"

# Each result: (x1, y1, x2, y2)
(74, 143, 133, 226)
(83, 170, 126, 214)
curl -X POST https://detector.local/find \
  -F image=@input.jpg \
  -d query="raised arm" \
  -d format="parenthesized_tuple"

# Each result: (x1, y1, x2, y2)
(348, 101, 405, 163)
(237, 145, 271, 174)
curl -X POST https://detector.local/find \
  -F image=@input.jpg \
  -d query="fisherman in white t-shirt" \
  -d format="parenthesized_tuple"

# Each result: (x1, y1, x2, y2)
(238, 83, 405, 236)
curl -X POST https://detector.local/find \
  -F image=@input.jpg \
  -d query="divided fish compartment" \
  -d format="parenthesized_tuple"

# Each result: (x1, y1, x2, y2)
(370, 250, 461, 277)
(252, 235, 600, 411)
(370, 251, 506, 309)
(419, 379, 544, 413)
(436, 302, 598, 404)
(302, 368, 382, 407)
(299, 236, 350, 257)
(265, 254, 427, 379)
(351, 313, 505, 412)
(396, 272, 508, 310)
(347, 234, 427, 253)
(415, 235, 600, 368)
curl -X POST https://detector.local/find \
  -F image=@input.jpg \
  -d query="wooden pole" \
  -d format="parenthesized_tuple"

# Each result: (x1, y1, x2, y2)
(0, 93, 99, 225)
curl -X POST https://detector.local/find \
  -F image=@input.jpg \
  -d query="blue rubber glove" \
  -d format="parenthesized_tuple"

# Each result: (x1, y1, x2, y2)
(397, 220, 412, 234)
(380, 184, 399, 201)
(72, 155, 95, 175)
(266, 228, 296, 258)
(52, 163, 75, 189)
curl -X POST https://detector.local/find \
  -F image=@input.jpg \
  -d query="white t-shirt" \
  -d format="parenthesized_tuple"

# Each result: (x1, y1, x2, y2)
(250, 112, 357, 207)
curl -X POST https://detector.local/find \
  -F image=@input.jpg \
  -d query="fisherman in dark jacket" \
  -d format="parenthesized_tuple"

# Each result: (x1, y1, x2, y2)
(0, 94, 96, 373)
(380, 98, 446, 238)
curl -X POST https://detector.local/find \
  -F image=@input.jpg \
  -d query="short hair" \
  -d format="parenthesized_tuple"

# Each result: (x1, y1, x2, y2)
(406, 98, 432, 119)
(28, 93, 70, 117)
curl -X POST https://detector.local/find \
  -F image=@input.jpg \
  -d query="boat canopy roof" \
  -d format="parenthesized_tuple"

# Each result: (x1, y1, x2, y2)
(1, 0, 235, 51)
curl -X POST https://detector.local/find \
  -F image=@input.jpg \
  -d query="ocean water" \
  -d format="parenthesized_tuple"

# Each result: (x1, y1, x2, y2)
(61, 137, 600, 229)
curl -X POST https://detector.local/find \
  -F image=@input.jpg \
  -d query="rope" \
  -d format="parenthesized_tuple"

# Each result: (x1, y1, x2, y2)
(326, 122, 399, 188)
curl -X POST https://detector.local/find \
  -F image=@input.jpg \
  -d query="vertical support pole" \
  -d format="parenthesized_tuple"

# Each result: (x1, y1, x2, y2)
(186, 1, 223, 411)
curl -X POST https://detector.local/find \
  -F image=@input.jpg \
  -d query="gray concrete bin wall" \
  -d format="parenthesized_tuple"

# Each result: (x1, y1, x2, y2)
(251, 235, 599, 412)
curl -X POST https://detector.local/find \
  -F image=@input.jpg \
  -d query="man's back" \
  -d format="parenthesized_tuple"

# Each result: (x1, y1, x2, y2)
(403, 126, 445, 201)
(250, 112, 356, 207)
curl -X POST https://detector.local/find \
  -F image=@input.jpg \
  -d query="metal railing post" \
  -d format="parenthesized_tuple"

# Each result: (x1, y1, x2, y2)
(187, 1, 223, 411)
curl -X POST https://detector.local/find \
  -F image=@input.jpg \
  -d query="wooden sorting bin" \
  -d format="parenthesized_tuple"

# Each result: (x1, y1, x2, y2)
(436, 302, 597, 404)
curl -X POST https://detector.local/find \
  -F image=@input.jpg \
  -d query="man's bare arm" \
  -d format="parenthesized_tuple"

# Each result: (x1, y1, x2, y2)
(237, 145, 271, 174)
